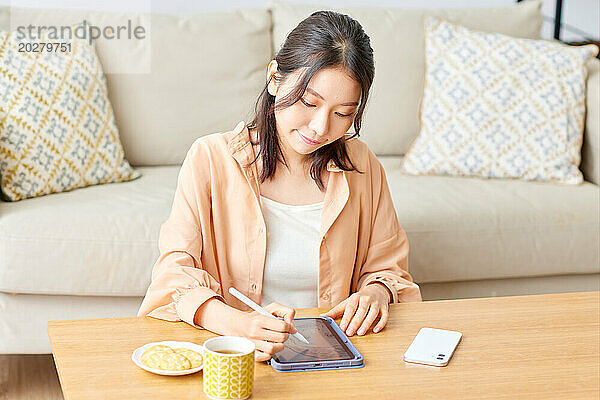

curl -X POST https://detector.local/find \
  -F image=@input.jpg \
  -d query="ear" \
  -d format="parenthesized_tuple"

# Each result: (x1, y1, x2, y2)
(267, 60, 279, 96)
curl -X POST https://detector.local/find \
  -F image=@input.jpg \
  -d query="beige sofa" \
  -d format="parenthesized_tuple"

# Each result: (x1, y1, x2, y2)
(0, 1, 598, 354)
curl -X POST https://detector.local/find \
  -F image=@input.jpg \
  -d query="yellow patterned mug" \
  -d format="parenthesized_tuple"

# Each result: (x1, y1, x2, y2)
(201, 336, 255, 400)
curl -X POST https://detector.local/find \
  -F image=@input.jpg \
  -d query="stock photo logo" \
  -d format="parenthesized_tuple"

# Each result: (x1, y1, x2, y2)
(4, 11, 152, 74)
(14, 19, 147, 46)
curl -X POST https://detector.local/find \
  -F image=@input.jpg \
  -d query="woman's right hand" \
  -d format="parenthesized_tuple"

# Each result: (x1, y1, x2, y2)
(240, 302, 298, 362)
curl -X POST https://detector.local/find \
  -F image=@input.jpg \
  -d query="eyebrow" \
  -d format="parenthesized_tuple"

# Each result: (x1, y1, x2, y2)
(306, 87, 359, 107)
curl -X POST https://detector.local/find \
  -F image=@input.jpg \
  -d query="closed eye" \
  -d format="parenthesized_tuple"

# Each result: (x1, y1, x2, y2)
(302, 97, 354, 117)
(300, 98, 316, 107)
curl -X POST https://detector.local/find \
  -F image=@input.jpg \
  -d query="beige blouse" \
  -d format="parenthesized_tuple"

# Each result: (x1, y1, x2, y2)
(138, 121, 422, 328)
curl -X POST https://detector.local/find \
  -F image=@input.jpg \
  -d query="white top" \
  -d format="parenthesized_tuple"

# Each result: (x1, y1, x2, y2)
(259, 195, 323, 309)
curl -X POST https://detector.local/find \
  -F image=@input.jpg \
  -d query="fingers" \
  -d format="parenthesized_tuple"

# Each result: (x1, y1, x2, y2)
(345, 296, 370, 336)
(252, 339, 285, 356)
(265, 302, 295, 320)
(254, 347, 280, 362)
(319, 300, 346, 319)
(261, 315, 292, 334)
(249, 318, 290, 343)
(372, 305, 389, 333)
(281, 309, 297, 334)
(339, 296, 359, 333)
(245, 304, 298, 363)
(259, 327, 290, 343)
(264, 302, 297, 333)
(335, 294, 390, 336)
(356, 303, 381, 336)
(255, 350, 270, 362)
(251, 339, 285, 362)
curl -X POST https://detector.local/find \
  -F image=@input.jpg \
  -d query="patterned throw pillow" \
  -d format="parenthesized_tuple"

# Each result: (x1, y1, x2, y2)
(402, 18, 598, 184)
(0, 32, 140, 201)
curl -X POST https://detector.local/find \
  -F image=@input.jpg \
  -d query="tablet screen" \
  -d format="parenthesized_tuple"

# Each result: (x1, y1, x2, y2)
(272, 318, 355, 364)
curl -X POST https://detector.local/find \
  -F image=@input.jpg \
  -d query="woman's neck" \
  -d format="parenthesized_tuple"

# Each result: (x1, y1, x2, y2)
(276, 133, 312, 178)
(250, 127, 312, 178)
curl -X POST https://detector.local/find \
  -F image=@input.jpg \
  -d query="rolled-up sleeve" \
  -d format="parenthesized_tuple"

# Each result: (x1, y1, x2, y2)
(356, 154, 422, 303)
(137, 141, 224, 327)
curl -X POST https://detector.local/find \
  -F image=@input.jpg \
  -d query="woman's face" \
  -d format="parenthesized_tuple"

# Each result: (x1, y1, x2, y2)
(268, 61, 362, 157)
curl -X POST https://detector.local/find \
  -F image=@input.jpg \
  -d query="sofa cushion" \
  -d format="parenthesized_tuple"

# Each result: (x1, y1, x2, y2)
(380, 156, 600, 283)
(271, 1, 543, 156)
(402, 18, 597, 184)
(0, 166, 178, 296)
(0, 7, 272, 166)
(1, 156, 598, 296)
(0, 31, 140, 201)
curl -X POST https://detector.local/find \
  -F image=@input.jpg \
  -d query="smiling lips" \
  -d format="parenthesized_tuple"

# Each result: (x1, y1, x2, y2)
(298, 131, 321, 145)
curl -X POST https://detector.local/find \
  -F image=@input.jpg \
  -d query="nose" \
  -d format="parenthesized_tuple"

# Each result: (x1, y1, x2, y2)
(308, 107, 330, 140)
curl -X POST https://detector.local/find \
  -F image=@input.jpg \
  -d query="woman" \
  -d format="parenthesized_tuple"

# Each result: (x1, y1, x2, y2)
(138, 10, 421, 362)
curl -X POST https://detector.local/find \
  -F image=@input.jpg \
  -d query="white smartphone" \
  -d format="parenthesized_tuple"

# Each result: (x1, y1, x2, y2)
(403, 327, 462, 367)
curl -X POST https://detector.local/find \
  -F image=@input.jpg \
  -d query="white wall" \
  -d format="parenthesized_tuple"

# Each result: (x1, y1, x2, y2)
(1, 0, 598, 41)
(545, 0, 599, 41)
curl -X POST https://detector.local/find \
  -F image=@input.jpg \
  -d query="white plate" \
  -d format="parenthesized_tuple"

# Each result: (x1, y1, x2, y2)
(132, 341, 204, 376)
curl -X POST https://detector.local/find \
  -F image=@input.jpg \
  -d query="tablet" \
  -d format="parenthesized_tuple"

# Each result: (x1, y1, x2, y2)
(267, 317, 364, 372)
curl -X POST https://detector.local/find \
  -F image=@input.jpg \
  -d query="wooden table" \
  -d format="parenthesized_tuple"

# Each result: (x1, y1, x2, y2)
(48, 291, 599, 399)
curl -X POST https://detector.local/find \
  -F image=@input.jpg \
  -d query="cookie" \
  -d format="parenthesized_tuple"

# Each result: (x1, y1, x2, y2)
(174, 348, 203, 368)
(141, 345, 192, 370)
(144, 345, 173, 354)
(141, 345, 173, 369)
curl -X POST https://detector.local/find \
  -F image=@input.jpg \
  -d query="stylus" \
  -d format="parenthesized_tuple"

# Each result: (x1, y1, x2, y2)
(229, 287, 310, 344)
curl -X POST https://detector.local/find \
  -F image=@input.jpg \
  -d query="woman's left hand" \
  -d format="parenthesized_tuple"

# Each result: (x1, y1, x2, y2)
(319, 283, 391, 336)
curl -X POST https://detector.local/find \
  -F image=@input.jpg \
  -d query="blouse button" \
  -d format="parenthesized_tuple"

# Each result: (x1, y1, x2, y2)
(251, 282, 258, 292)
(321, 292, 330, 301)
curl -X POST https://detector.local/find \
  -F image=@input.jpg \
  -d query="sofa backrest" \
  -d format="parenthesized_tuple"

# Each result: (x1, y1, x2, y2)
(6, 2, 597, 182)
(582, 57, 599, 185)
(271, 1, 544, 156)
(0, 7, 272, 166)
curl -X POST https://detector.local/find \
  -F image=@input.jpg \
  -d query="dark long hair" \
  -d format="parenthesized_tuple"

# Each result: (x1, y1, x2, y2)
(248, 10, 375, 191)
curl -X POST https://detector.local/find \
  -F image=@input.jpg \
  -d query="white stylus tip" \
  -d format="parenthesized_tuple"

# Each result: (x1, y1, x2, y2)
(296, 334, 309, 344)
